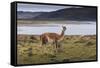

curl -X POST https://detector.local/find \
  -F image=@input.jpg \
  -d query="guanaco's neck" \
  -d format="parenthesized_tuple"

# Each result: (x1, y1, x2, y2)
(60, 29, 65, 37)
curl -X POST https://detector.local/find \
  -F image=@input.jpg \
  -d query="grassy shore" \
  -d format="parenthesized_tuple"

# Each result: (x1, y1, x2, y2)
(17, 35, 96, 65)
(17, 20, 93, 26)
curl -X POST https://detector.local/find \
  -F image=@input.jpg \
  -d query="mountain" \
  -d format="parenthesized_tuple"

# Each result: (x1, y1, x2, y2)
(17, 7, 97, 21)
(34, 7, 97, 21)
(17, 11, 48, 20)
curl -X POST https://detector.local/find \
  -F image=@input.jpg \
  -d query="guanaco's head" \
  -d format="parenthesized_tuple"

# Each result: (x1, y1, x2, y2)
(62, 26, 66, 31)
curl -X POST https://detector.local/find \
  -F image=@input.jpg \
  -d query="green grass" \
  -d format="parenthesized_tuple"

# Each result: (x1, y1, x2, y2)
(17, 35, 96, 65)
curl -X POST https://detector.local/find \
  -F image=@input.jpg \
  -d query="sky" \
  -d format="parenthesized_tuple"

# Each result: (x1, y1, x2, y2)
(17, 3, 74, 12)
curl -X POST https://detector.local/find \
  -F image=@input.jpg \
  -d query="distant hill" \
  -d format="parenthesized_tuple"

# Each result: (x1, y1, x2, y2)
(17, 7, 97, 21)
(17, 11, 48, 20)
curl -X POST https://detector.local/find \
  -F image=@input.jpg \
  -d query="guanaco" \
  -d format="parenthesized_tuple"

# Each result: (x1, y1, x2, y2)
(40, 26, 66, 48)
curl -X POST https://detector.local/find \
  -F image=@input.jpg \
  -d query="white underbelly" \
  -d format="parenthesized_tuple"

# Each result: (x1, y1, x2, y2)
(48, 38, 54, 43)
(46, 36, 54, 43)
(46, 35, 64, 43)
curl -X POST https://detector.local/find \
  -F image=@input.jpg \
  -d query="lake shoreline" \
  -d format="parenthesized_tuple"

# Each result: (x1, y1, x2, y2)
(17, 23, 95, 27)
(17, 20, 96, 26)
